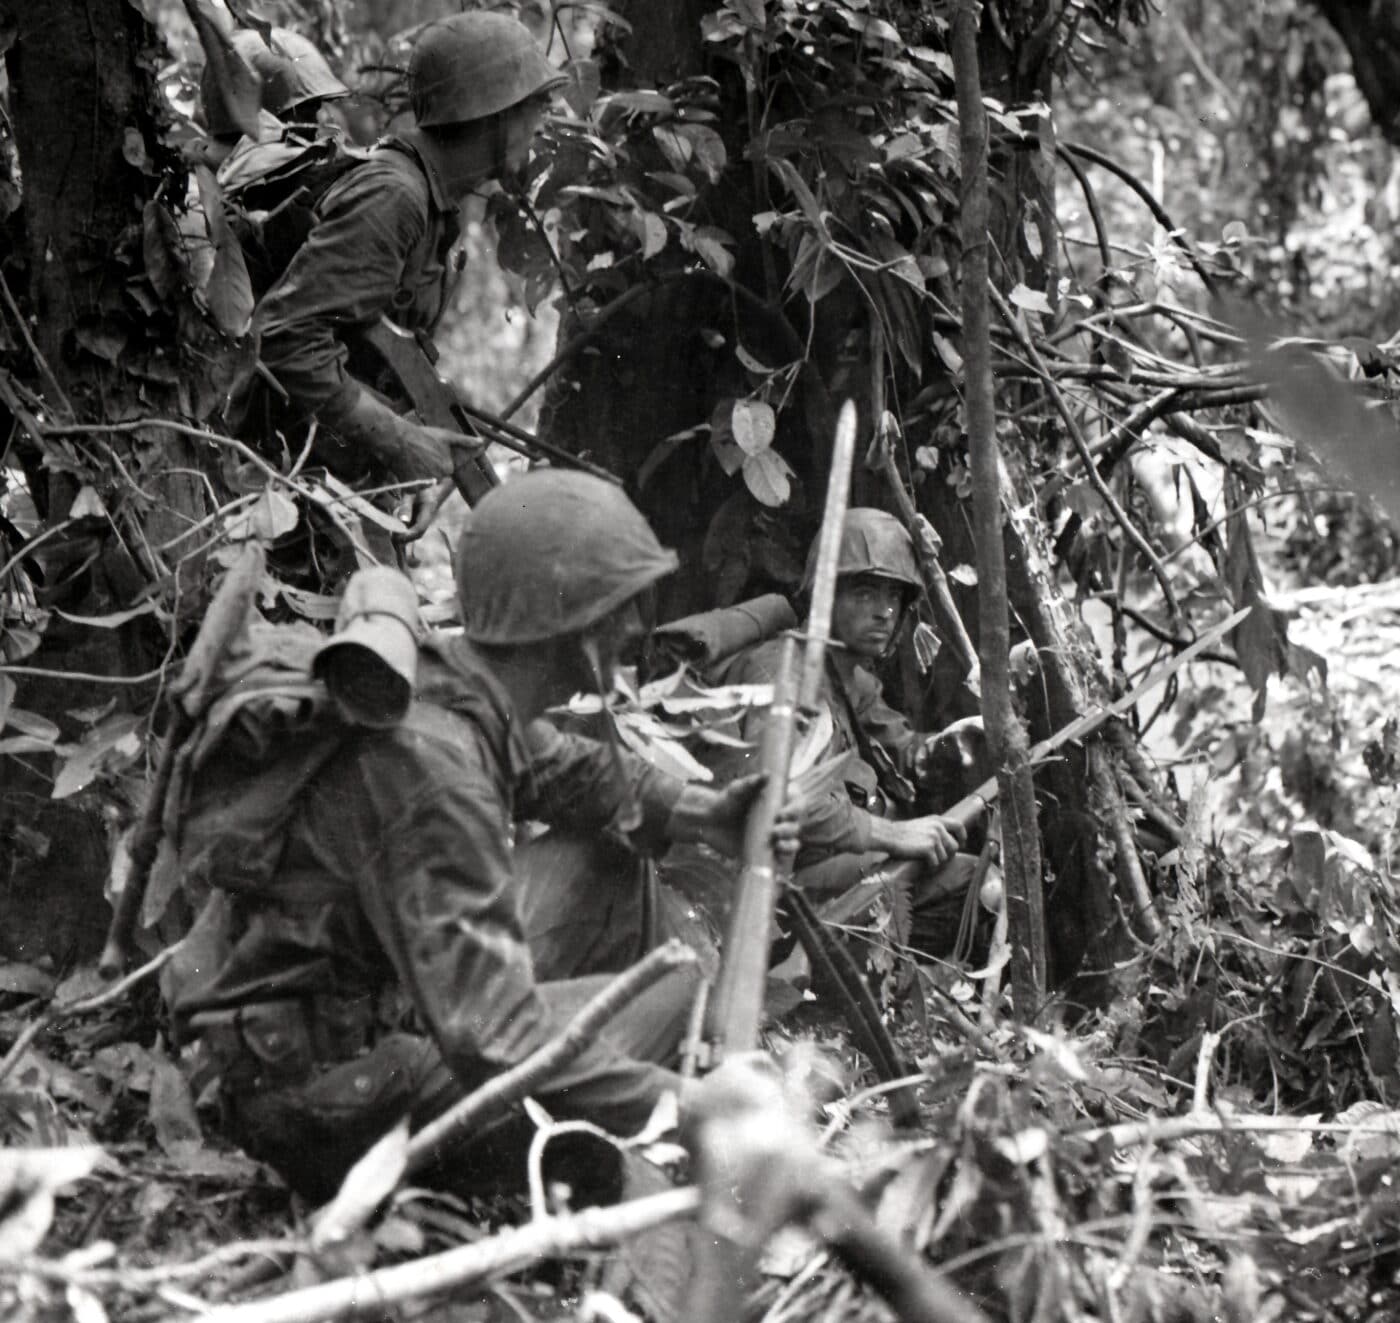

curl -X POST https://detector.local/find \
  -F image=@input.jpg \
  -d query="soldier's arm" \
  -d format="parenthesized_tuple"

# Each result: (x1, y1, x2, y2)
(254, 159, 425, 415)
(354, 763, 678, 1136)
(518, 717, 685, 848)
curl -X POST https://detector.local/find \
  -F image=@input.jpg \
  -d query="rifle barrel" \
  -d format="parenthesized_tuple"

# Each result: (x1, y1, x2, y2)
(453, 405, 621, 486)
(706, 634, 800, 1054)
(798, 401, 858, 710)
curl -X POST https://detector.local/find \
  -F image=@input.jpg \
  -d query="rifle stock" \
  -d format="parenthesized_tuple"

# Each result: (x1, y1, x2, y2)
(823, 604, 1254, 925)
(360, 319, 621, 496)
(361, 319, 500, 505)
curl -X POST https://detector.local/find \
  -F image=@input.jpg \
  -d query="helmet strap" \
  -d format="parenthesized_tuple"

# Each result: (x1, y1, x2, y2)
(579, 634, 644, 834)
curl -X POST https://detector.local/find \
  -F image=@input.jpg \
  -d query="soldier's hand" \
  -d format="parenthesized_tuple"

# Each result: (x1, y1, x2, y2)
(666, 774, 787, 859)
(387, 423, 458, 485)
(877, 814, 965, 867)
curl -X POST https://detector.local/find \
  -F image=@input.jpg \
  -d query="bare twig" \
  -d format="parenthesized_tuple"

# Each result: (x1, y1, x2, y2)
(0, 268, 75, 418)
(406, 940, 698, 1174)
(867, 333, 979, 678)
(989, 281, 1183, 623)
(1059, 141, 1219, 294)
(189, 1188, 702, 1323)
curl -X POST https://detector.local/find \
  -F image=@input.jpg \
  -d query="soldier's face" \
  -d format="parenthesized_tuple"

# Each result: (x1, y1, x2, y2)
(500, 95, 550, 174)
(832, 575, 905, 659)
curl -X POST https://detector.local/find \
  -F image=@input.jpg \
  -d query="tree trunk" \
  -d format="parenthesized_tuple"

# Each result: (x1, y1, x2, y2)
(1, 0, 181, 964)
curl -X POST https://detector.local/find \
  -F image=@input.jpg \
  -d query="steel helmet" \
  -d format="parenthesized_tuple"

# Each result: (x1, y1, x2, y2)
(409, 12, 568, 128)
(801, 508, 921, 595)
(456, 471, 678, 645)
(202, 29, 347, 139)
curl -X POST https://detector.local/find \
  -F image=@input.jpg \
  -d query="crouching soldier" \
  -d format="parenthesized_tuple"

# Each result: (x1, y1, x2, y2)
(164, 473, 797, 1201)
(661, 508, 985, 959)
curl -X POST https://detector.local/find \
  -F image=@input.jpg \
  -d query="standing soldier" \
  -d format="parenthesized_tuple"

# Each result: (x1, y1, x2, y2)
(227, 12, 567, 553)
(166, 473, 798, 1201)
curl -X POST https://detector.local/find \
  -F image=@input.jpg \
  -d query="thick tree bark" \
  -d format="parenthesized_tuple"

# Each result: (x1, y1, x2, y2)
(1, 0, 177, 964)
(3, 0, 160, 403)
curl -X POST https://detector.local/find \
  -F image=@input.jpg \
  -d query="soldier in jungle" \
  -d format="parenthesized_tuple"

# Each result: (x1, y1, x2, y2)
(166, 471, 804, 1203)
(222, 12, 566, 568)
(196, 27, 350, 169)
(662, 508, 986, 958)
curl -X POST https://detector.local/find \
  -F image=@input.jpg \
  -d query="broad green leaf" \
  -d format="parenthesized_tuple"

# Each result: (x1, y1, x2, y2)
(148, 1054, 202, 1157)
(229, 488, 300, 542)
(0, 676, 12, 731)
(731, 399, 776, 455)
(606, 90, 672, 115)
(742, 447, 794, 507)
(1022, 215, 1043, 260)
(51, 715, 143, 800)
(638, 210, 667, 259)
(561, 58, 602, 117)
(652, 124, 693, 174)
(932, 331, 963, 375)
(883, 133, 923, 162)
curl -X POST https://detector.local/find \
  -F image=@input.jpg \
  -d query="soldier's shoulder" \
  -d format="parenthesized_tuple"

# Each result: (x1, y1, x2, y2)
(319, 144, 431, 217)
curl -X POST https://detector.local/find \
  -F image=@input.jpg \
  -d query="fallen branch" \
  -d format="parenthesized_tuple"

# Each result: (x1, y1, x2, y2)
(185, 1188, 702, 1323)
(406, 940, 698, 1173)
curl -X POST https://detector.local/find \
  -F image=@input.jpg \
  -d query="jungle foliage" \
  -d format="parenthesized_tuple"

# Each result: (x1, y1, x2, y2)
(5, 0, 1400, 1320)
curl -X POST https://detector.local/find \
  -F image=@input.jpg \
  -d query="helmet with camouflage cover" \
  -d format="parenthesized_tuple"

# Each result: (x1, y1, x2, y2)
(409, 12, 568, 129)
(801, 507, 921, 595)
(202, 29, 348, 139)
(456, 472, 678, 645)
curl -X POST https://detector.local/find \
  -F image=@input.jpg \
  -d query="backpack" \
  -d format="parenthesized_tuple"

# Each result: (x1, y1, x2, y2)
(149, 552, 354, 1020)
(217, 131, 369, 298)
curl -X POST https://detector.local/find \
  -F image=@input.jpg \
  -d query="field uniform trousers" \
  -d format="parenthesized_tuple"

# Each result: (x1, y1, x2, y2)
(218, 833, 706, 1202)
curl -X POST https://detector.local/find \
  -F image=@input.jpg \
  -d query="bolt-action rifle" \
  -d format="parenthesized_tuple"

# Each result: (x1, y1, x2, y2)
(818, 603, 1252, 931)
(361, 319, 620, 504)
(705, 401, 860, 1059)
